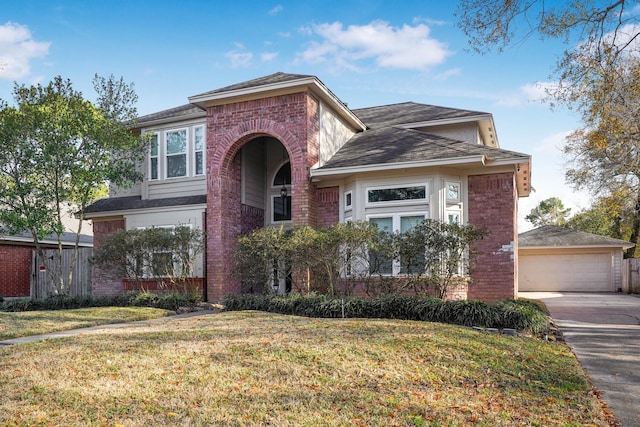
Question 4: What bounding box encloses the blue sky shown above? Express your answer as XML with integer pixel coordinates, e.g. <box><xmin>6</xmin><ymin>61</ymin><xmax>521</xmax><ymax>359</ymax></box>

<box><xmin>0</xmin><ymin>0</ymin><xmax>591</xmax><ymax>231</ymax></box>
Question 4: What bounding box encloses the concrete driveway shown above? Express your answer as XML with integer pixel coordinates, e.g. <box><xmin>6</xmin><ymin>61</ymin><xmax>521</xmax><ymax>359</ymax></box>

<box><xmin>521</xmin><ymin>292</ymin><xmax>640</xmax><ymax>426</ymax></box>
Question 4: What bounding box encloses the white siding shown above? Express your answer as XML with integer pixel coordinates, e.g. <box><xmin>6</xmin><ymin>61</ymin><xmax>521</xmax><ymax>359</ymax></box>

<box><xmin>242</xmin><ymin>141</ymin><xmax>266</xmax><ymax>209</ymax></box>
<box><xmin>147</xmin><ymin>176</ymin><xmax>206</xmax><ymax>200</ymax></box>
<box><xmin>125</xmin><ymin>207</ymin><xmax>206</xmax><ymax>277</ymax></box>
<box><xmin>414</xmin><ymin>123</ymin><xmax>480</xmax><ymax>144</ymax></box>
<box><xmin>319</xmin><ymin>102</ymin><xmax>357</xmax><ymax>166</ymax></box>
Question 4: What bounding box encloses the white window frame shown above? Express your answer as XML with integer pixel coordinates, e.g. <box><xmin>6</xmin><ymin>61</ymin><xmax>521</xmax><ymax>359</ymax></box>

<box><xmin>165</xmin><ymin>127</ymin><xmax>189</xmax><ymax>179</ymax></box>
<box><xmin>345</xmin><ymin>190</ymin><xmax>353</xmax><ymax>210</ymax></box>
<box><xmin>365</xmin><ymin>183</ymin><xmax>428</xmax><ymax>207</ymax></box>
<box><xmin>194</xmin><ymin>125</ymin><xmax>205</xmax><ymax>176</ymax></box>
<box><xmin>445</xmin><ymin>181</ymin><xmax>461</xmax><ymax>203</ymax></box>
<box><xmin>366</xmin><ymin>211</ymin><xmax>429</xmax><ymax>276</ymax></box>
<box><xmin>149</xmin><ymin>133</ymin><xmax>159</xmax><ymax>180</ymax></box>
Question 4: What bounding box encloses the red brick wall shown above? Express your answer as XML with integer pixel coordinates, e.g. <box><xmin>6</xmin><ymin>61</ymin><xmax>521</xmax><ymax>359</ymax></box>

<box><xmin>316</xmin><ymin>187</ymin><xmax>340</xmax><ymax>228</ymax></box>
<box><xmin>205</xmin><ymin>92</ymin><xmax>320</xmax><ymax>301</ymax></box>
<box><xmin>92</xmin><ymin>217</ymin><xmax>126</xmax><ymax>296</ymax></box>
<box><xmin>467</xmin><ymin>172</ymin><xmax>518</xmax><ymax>302</ymax></box>
<box><xmin>0</xmin><ymin>245</ymin><xmax>32</xmax><ymax>297</ymax></box>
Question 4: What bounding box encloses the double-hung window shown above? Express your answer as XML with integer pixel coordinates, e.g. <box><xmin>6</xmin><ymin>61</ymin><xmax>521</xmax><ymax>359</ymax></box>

<box><xmin>166</xmin><ymin>129</ymin><xmax>187</xmax><ymax>178</ymax></box>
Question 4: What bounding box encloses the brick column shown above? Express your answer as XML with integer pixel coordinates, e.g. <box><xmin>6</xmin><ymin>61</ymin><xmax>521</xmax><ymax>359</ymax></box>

<box><xmin>467</xmin><ymin>173</ymin><xmax>518</xmax><ymax>302</ymax></box>
<box><xmin>92</xmin><ymin>217</ymin><xmax>126</xmax><ymax>296</ymax></box>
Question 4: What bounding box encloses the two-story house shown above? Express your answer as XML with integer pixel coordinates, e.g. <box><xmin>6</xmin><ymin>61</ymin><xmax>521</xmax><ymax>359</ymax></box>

<box><xmin>84</xmin><ymin>72</ymin><xmax>531</xmax><ymax>302</ymax></box>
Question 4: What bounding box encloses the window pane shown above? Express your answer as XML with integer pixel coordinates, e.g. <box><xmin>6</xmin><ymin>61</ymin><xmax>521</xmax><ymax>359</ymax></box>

<box><xmin>150</xmin><ymin>158</ymin><xmax>158</xmax><ymax>180</ymax></box>
<box><xmin>401</xmin><ymin>215</ymin><xmax>424</xmax><ymax>233</ymax></box>
<box><xmin>369</xmin><ymin>217</ymin><xmax>393</xmax><ymax>233</ymax></box>
<box><xmin>345</xmin><ymin>192</ymin><xmax>352</xmax><ymax>207</ymax></box>
<box><xmin>194</xmin><ymin>127</ymin><xmax>204</xmax><ymax>151</ymax></box>
<box><xmin>150</xmin><ymin>134</ymin><xmax>158</xmax><ymax>156</ymax></box>
<box><xmin>167</xmin><ymin>154</ymin><xmax>187</xmax><ymax>178</ymax></box>
<box><xmin>274</xmin><ymin>162</ymin><xmax>291</xmax><ymax>186</ymax></box>
<box><xmin>368</xmin><ymin>186</ymin><xmax>426</xmax><ymax>203</ymax></box>
<box><xmin>273</xmin><ymin>196</ymin><xmax>292</xmax><ymax>221</ymax></box>
<box><xmin>166</xmin><ymin>130</ymin><xmax>187</xmax><ymax>154</ymax></box>
<box><xmin>195</xmin><ymin>151</ymin><xmax>203</xmax><ymax>175</ymax></box>
<box><xmin>369</xmin><ymin>217</ymin><xmax>393</xmax><ymax>275</ymax></box>
<box><xmin>447</xmin><ymin>183</ymin><xmax>460</xmax><ymax>201</ymax></box>
<box><xmin>152</xmin><ymin>252</ymin><xmax>173</xmax><ymax>276</ymax></box>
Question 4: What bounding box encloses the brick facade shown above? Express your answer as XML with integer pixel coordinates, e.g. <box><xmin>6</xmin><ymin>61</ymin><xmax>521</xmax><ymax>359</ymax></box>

<box><xmin>467</xmin><ymin>172</ymin><xmax>518</xmax><ymax>302</ymax></box>
<box><xmin>206</xmin><ymin>92</ymin><xmax>321</xmax><ymax>301</ymax></box>
<box><xmin>0</xmin><ymin>245</ymin><xmax>32</xmax><ymax>297</ymax></box>
<box><xmin>92</xmin><ymin>218</ymin><xmax>126</xmax><ymax>297</ymax></box>
<box><xmin>316</xmin><ymin>187</ymin><xmax>340</xmax><ymax>228</ymax></box>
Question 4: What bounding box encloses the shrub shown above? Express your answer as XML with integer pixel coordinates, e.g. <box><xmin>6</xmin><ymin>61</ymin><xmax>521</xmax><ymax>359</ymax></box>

<box><xmin>0</xmin><ymin>291</ymin><xmax>196</xmax><ymax>313</ymax></box>
<box><xmin>222</xmin><ymin>293</ymin><xmax>550</xmax><ymax>333</ymax></box>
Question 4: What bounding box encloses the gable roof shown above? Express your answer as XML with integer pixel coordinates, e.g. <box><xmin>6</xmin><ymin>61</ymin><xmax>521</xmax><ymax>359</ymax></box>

<box><xmin>519</xmin><ymin>225</ymin><xmax>634</xmax><ymax>249</ymax></box>
<box><xmin>136</xmin><ymin>104</ymin><xmax>205</xmax><ymax>127</ymax></box>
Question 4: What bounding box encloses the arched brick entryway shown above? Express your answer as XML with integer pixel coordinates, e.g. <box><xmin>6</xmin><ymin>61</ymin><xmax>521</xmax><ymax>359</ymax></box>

<box><xmin>205</xmin><ymin>93</ymin><xmax>320</xmax><ymax>301</ymax></box>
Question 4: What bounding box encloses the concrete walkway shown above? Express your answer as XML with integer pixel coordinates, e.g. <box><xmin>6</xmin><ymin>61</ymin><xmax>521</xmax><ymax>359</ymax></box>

<box><xmin>522</xmin><ymin>292</ymin><xmax>640</xmax><ymax>427</ymax></box>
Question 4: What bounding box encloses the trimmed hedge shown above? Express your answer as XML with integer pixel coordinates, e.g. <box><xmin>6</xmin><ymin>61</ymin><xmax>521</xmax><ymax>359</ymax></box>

<box><xmin>223</xmin><ymin>293</ymin><xmax>550</xmax><ymax>334</ymax></box>
<box><xmin>0</xmin><ymin>291</ymin><xmax>198</xmax><ymax>312</ymax></box>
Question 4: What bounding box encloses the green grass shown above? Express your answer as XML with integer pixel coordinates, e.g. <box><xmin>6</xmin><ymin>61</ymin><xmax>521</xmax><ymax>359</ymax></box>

<box><xmin>0</xmin><ymin>311</ymin><xmax>608</xmax><ymax>426</ymax></box>
<box><xmin>0</xmin><ymin>307</ymin><xmax>173</xmax><ymax>340</ymax></box>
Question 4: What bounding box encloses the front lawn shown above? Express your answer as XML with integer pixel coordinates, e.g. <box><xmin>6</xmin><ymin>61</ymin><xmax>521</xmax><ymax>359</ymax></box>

<box><xmin>0</xmin><ymin>311</ymin><xmax>608</xmax><ymax>426</ymax></box>
<box><xmin>0</xmin><ymin>307</ymin><xmax>173</xmax><ymax>340</ymax></box>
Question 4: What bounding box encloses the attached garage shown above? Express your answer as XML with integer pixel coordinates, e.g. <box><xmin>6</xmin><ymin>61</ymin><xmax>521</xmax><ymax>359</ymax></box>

<box><xmin>518</xmin><ymin>226</ymin><xmax>634</xmax><ymax>293</ymax></box>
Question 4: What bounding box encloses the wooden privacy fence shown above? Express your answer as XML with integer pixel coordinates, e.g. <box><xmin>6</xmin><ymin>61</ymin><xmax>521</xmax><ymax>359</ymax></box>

<box><xmin>621</xmin><ymin>258</ymin><xmax>640</xmax><ymax>294</ymax></box>
<box><xmin>31</xmin><ymin>248</ymin><xmax>93</xmax><ymax>299</ymax></box>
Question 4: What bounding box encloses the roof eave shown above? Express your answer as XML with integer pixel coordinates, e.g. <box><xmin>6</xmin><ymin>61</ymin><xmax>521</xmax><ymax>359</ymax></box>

<box><xmin>135</xmin><ymin>110</ymin><xmax>207</xmax><ymax>129</ymax></box>
<box><xmin>521</xmin><ymin>244</ymin><xmax>635</xmax><ymax>250</ymax></box>
<box><xmin>397</xmin><ymin>113</ymin><xmax>499</xmax><ymax>148</ymax></box>
<box><xmin>310</xmin><ymin>155</ymin><xmax>487</xmax><ymax>179</ymax></box>
<box><xmin>83</xmin><ymin>202</ymin><xmax>208</xmax><ymax>219</ymax></box>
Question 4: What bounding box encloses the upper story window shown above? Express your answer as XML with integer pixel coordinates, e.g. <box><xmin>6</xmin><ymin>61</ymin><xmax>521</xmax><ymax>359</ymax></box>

<box><xmin>149</xmin><ymin>133</ymin><xmax>159</xmax><ymax>180</ymax></box>
<box><xmin>148</xmin><ymin>125</ymin><xmax>205</xmax><ymax>181</ymax></box>
<box><xmin>166</xmin><ymin>129</ymin><xmax>187</xmax><ymax>178</ymax></box>
<box><xmin>194</xmin><ymin>126</ymin><xmax>204</xmax><ymax>175</ymax></box>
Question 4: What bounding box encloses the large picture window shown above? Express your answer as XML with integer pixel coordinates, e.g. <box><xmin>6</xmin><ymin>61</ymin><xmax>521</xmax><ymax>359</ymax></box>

<box><xmin>166</xmin><ymin>129</ymin><xmax>187</xmax><ymax>178</ymax></box>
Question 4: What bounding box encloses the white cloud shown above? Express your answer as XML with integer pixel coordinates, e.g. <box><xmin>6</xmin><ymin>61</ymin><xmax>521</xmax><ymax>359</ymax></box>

<box><xmin>434</xmin><ymin>67</ymin><xmax>461</xmax><ymax>80</ymax></box>
<box><xmin>225</xmin><ymin>50</ymin><xmax>253</xmax><ymax>68</ymax></box>
<box><xmin>497</xmin><ymin>81</ymin><xmax>558</xmax><ymax>106</ymax></box>
<box><xmin>261</xmin><ymin>52</ymin><xmax>278</xmax><ymax>61</ymax></box>
<box><xmin>268</xmin><ymin>5</ymin><xmax>283</xmax><ymax>16</ymax></box>
<box><xmin>536</xmin><ymin>130</ymin><xmax>572</xmax><ymax>154</ymax></box>
<box><xmin>298</xmin><ymin>20</ymin><xmax>451</xmax><ymax>71</ymax></box>
<box><xmin>0</xmin><ymin>22</ymin><xmax>50</xmax><ymax>80</ymax></box>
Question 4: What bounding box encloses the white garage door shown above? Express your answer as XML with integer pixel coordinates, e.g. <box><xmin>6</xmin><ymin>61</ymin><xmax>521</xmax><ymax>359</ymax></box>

<box><xmin>519</xmin><ymin>253</ymin><xmax>612</xmax><ymax>292</ymax></box>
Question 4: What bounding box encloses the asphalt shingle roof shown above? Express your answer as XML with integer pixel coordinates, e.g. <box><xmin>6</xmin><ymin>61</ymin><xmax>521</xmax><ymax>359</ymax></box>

<box><xmin>354</xmin><ymin>102</ymin><xmax>489</xmax><ymax>130</ymax></box>
<box><xmin>318</xmin><ymin>127</ymin><xmax>528</xmax><ymax>169</ymax></box>
<box><xmin>191</xmin><ymin>72</ymin><xmax>315</xmax><ymax>98</ymax></box>
<box><xmin>519</xmin><ymin>225</ymin><xmax>634</xmax><ymax>248</ymax></box>
<box><xmin>83</xmin><ymin>195</ymin><xmax>206</xmax><ymax>214</ymax></box>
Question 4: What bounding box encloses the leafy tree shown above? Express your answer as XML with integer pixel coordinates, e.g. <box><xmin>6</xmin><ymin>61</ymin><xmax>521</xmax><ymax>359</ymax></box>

<box><xmin>92</xmin><ymin>226</ymin><xmax>205</xmax><ymax>293</ymax></box>
<box><xmin>0</xmin><ymin>75</ymin><xmax>147</xmax><ymax>294</ymax></box>
<box><xmin>525</xmin><ymin>197</ymin><xmax>572</xmax><ymax>227</ymax></box>
<box><xmin>456</xmin><ymin>0</ymin><xmax>640</xmax><ymax>102</ymax></box>
<box><xmin>563</xmin><ymin>57</ymin><xmax>640</xmax><ymax>256</ymax></box>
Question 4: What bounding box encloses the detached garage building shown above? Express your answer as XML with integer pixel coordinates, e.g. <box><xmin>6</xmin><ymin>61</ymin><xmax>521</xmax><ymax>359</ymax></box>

<box><xmin>519</xmin><ymin>225</ymin><xmax>634</xmax><ymax>293</ymax></box>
